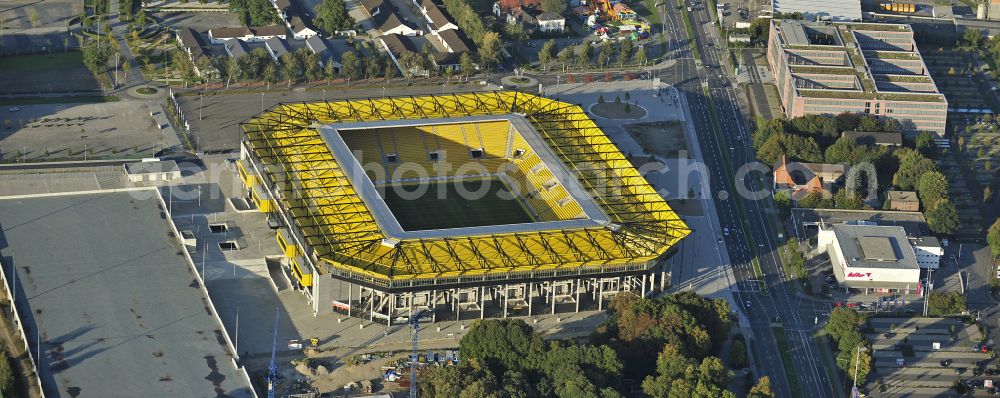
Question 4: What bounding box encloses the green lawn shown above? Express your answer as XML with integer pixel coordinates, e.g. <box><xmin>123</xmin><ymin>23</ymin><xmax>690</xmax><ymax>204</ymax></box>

<box><xmin>382</xmin><ymin>179</ymin><xmax>534</xmax><ymax>231</ymax></box>
<box><xmin>772</xmin><ymin>328</ymin><xmax>804</xmax><ymax>397</ymax></box>
<box><xmin>0</xmin><ymin>51</ymin><xmax>86</xmax><ymax>72</ymax></box>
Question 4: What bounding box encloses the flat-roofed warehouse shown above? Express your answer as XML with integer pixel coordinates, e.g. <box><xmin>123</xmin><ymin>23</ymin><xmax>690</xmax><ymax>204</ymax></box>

<box><xmin>0</xmin><ymin>190</ymin><xmax>253</xmax><ymax>397</ymax></box>
<box><xmin>238</xmin><ymin>91</ymin><xmax>690</xmax><ymax>323</ymax></box>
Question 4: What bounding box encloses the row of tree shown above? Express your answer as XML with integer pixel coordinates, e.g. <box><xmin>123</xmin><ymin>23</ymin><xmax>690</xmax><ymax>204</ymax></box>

<box><xmin>420</xmin><ymin>292</ymin><xmax>774</xmax><ymax>398</ymax></box>
<box><xmin>824</xmin><ymin>307</ymin><xmax>871</xmax><ymax>385</ymax></box>
<box><xmin>443</xmin><ymin>0</ymin><xmax>489</xmax><ymax>46</ymax></box>
<box><xmin>538</xmin><ymin>40</ymin><xmax>647</xmax><ymax>72</ymax></box>
<box><xmin>892</xmin><ymin>148</ymin><xmax>959</xmax><ymax>235</ymax></box>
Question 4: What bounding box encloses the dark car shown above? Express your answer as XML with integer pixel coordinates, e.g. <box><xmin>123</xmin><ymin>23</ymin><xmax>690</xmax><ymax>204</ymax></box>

<box><xmin>941</xmin><ymin>359</ymin><xmax>953</xmax><ymax>367</ymax></box>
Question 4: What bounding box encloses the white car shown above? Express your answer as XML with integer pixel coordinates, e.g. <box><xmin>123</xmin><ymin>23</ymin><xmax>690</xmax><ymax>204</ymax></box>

<box><xmin>745</xmin><ymin>301</ymin><xmax>751</xmax><ymax>308</ymax></box>
<box><xmin>8</xmin><ymin>107</ymin><xmax>19</xmax><ymax>112</ymax></box>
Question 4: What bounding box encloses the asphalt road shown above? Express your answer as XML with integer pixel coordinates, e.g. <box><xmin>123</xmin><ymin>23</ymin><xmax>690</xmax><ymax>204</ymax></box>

<box><xmin>656</xmin><ymin>3</ymin><xmax>838</xmax><ymax>397</ymax></box>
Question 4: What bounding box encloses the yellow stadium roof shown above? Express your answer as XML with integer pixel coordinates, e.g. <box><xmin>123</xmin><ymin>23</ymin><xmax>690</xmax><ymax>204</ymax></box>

<box><xmin>242</xmin><ymin>91</ymin><xmax>689</xmax><ymax>287</ymax></box>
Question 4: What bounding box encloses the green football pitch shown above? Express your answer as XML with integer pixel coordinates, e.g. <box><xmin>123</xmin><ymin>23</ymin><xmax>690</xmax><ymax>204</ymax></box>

<box><xmin>382</xmin><ymin>179</ymin><xmax>534</xmax><ymax>230</ymax></box>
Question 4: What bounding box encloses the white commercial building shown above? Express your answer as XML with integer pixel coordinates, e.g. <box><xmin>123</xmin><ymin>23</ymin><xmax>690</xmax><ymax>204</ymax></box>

<box><xmin>910</xmin><ymin>236</ymin><xmax>943</xmax><ymax>270</ymax></box>
<box><xmin>818</xmin><ymin>223</ymin><xmax>920</xmax><ymax>294</ymax></box>
<box><xmin>771</xmin><ymin>0</ymin><xmax>861</xmax><ymax>22</ymax></box>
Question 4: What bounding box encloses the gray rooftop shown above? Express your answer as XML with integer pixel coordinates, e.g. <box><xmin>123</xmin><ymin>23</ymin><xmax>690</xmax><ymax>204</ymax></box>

<box><xmin>0</xmin><ymin>190</ymin><xmax>253</xmax><ymax>398</ymax></box>
<box><xmin>832</xmin><ymin>224</ymin><xmax>918</xmax><ymax>270</ymax></box>
<box><xmin>125</xmin><ymin>160</ymin><xmax>180</xmax><ymax>175</ymax></box>
<box><xmin>781</xmin><ymin>20</ymin><xmax>810</xmax><ymax>46</ymax></box>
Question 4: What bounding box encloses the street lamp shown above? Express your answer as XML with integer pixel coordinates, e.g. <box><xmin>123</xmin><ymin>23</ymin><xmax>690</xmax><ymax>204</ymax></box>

<box><xmin>322</xmin><ymin>88</ymin><xmax>326</xmax><ymax>102</ymax></box>
<box><xmin>851</xmin><ymin>345</ymin><xmax>868</xmax><ymax>397</ymax></box>
<box><xmin>260</xmin><ymin>92</ymin><xmax>264</xmax><ymax>112</ymax></box>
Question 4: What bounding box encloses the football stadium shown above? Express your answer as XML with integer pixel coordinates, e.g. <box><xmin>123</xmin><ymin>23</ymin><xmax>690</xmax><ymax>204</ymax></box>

<box><xmin>238</xmin><ymin>91</ymin><xmax>689</xmax><ymax>322</ymax></box>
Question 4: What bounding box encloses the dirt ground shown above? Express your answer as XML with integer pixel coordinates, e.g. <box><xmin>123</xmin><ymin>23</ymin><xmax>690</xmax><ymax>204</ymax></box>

<box><xmin>623</xmin><ymin>121</ymin><xmax>688</xmax><ymax>158</ymax></box>
<box><xmin>591</xmin><ymin>102</ymin><xmax>648</xmax><ymax>119</ymax></box>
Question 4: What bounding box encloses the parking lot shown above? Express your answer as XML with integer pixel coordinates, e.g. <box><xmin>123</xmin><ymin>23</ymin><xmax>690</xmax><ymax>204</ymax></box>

<box><xmin>868</xmin><ymin>317</ymin><xmax>995</xmax><ymax>396</ymax></box>
<box><xmin>0</xmin><ymin>102</ymin><xmax>169</xmax><ymax>161</ymax></box>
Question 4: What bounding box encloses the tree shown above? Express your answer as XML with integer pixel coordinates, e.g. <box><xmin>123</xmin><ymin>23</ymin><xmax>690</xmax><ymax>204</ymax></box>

<box><xmin>963</xmin><ymin>28</ymin><xmax>984</xmax><ymax>48</ymax></box>
<box><xmin>988</xmin><ymin>218</ymin><xmax>1000</xmax><ymax>257</ymax></box>
<box><xmin>314</xmin><ymin>0</ymin><xmax>355</xmax><ymax>33</ymax></box>
<box><xmin>825</xmin><ymin>307</ymin><xmax>863</xmax><ymax>342</ymax></box>
<box><xmin>479</xmin><ymin>32</ymin><xmax>502</xmax><ymax>70</ymax></box>
<box><xmin>748</xmin><ymin>377</ymin><xmax>774</xmax><ymax>398</ymax></box>
<box><xmin>365</xmin><ymin>56</ymin><xmax>382</xmax><ymax>80</ymax></box>
<box><xmin>340</xmin><ymin>50</ymin><xmax>361</xmax><ymax>82</ymax></box>
<box><xmin>598</xmin><ymin>41</ymin><xmax>614</xmax><ymax>68</ymax></box>
<box><xmin>541</xmin><ymin>0</ymin><xmax>567</xmax><ymax>13</ymax></box>
<box><xmin>504</xmin><ymin>23</ymin><xmax>528</xmax><ymax>50</ymax></box>
<box><xmin>442</xmin><ymin>0</ymin><xmax>489</xmax><ymax>43</ymax></box>
<box><xmin>834</xmin><ymin>189</ymin><xmax>863</xmax><ymax>210</ymax></box>
<box><xmin>280</xmin><ymin>53</ymin><xmax>301</xmax><ymax>86</ymax></box>
<box><xmin>916</xmin><ymin>170</ymin><xmax>949</xmax><ymax>208</ymax></box>
<box><xmin>619</xmin><ymin>39</ymin><xmax>634</xmax><ymax>66</ymax></box>
<box><xmin>576</xmin><ymin>42</ymin><xmax>592</xmax><ymax>68</ymax></box>
<box><xmin>892</xmin><ymin>149</ymin><xmax>936</xmax><ymax>190</ymax></box>
<box><xmin>915</xmin><ymin>131</ymin><xmax>936</xmax><ymax>158</ymax></box>
<box><xmin>927</xmin><ymin>291</ymin><xmax>966</xmax><ymax>316</ymax></box>
<box><xmin>756</xmin><ymin>133</ymin><xmax>823</xmax><ymax>164</ymax></box>
<box><xmin>642</xmin><ymin>347</ymin><xmax>735</xmax><ymax>398</ymax></box>
<box><xmin>135</xmin><ymin>7</ymin><xmax>148</xmax><ymax>27</ymax></box>
<box><xmin>262</xmin><ymin>62</ymin><xmax>278</xmax><ymax>87</ymax></box>
<box><xmin>539</xmin><ymin>39</ymin><xmax>557</xmax><ymax>71</ymax></box>
<box><xmin>925</xmin><ymin>199</ymin><xmax>959</xmax><ymax>235</ymax></box>
<box><xmin>728</xmin><ymin>339</ymin><xmax>748</xmax><ymax>369</ymax></box>
<box><xmin>845</xmin><ymin>344</ymin><xmax>872</xmax><ymax>384</ymax></box>
<box><xmin>633</xmin><ymin>45</ymin><xmax>647</xmax><ymax>66</ymax></box>
<box><xmin>557</xmin><ymin>48</ymin><xmax>573</xmax><ymax>70</ymax></box>
<box><xmin>0</xmin><ymin>352</ymin><xmax>11</xmax><ymax>395</ymax></box>
<box><xmin>459</xmin><ymin>52</ymin><xmax>475</xmax><ymax>79</ymax></box>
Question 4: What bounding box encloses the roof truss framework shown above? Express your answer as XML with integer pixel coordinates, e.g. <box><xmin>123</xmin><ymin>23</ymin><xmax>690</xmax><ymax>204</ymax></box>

<box><xmin>241</xmin><ymin>92</ymin><xmax>690</xmax><ymax>284</ymax></box>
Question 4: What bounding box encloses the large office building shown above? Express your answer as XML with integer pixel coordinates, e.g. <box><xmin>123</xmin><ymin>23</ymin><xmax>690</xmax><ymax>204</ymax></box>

<box><xmin>771</xmin><ymin>0</ymin><xmax>862</xmax><ymax>22</ymax></box>
<box><xmin>818</xmin><ymin>222</ymin><xmax>921</xmax><ymax>294</ymax></box>
<box><xmin>767</xmin><ymin>20</ymin><xmax>947</xmax><ymax>135</ymax></box>
<box><xmin>237</xmin><ymin>92</ymin><xmax>689</xmax><ymax>323</ymax></box>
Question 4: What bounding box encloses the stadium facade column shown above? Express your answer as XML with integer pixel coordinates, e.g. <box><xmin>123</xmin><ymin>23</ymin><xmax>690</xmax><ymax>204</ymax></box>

<box><xmin>431</xmin><ymin>290</ymin><xmax>437</xmax><ymax>322</ymax></box>
<box><xmin>598</xmin><ymin>279</ymin><xmax>604</xmax><ymax>310</ymax></box>
<box><xmin>641</xmin><ymin>274</ymin><xmax>647</xmax><ymax>297</ymax></box>
<box><xmin>502</xmin><ymin>284</ymin><xmax>509</xmax><ymax>318</ymax></box>
<box><xmin>479</xmin><ymin>286</ymin><xmax>485</xmax><ymax>319</ymax></box>
<box><xmin>551</xmin><ymin>283</ymin><xmax>556</xmax><ymax>314</ymax></box>
<box><xmin>575</xmin><ymin>279</ymin><xmax>581</xmax><ymax>313</ymax></box>
<box><xmin>660</xmin><ymin>266</ymin><xmax>667</xmax><ymax>291</ymax></box>
<box><xmin>347</xmin><ymin>282</ymin><xmax>353</xmax><ymax>317</ymax></box>
<box><xmin>388</xmin><ymin>293</ymin><xmax>396</xmax><ymax>325</ymax></box>
<box><xmin>454</xmin><ymin>291</ymin><xmax>460</xmax><ymax>321</ymax></box>
<box><xmin>527</xmin><ymin>282</ymin><xmax>534</xmax><ymax>316</ymax></box>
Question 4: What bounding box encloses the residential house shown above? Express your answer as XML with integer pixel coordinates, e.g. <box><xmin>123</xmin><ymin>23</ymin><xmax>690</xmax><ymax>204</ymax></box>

<box><xmin>209</xmin><ymin>25</ymin><xmax>287</xmax><ymax>43</ymax></box>
<box><xmin>306</xmin><ymin>35</ymin><xmax>343</xmax><ymax>71</ymax></box>
<box><xmin>265</xmin><ymin>37</ymin><xmax>291</xmax><ymax>61</ymax></box>
<box><xmin>376</xmin><ymin>10</ymin><xmax>422</xmax><ymax>36</ymax></box>
<box><xmin>432</xmin><ymin>29</ymin><xmax>475</xmax><ymax>70</ymax></box>
<box><xmin>175</xmin><ymin>28</ymin><xmax>218</xmax><ymax>78</ymax></box>
<box><xmin>420</xmin><ymin>0</ymin><xmax>459</xmax><ymax>32</ymax></box>
<box><xmin>536</xmin><ymin>12</ymin><xmax>565</xmax><ymax>33</ymax></box>
<box><xmin>494</xmin><ymin>0</ymin><xmax>541</xmax><ymax>17</ymax></box>
<box><xmin>362</xmin><ymin>0</ymin><xmax>384</xmax><ymax>17</ymax></box>
<box><xmin>842</xmin><ymin>131</ymin><xmax>903</xmax><ymax>147</ymax></box>
<box><xmin>176</xmin><ymin>28</ymin><xmax>208</xmax><ymax>62</ymax></box>
<box><xmin>506</xmin><ymin>6</ymin><xmax>538</xmax><ymax>28</ymax></box>
<box><xmin>273</xmin><ymin>0</ymin><xmax>319</xmax><ymax>39</ymax></box>
<box><xmin>379</xmin><ymin>34</ymin><xmax>428</xmax><ymax>76</ymax></box>
<box><xmin>772</xmin><ymin>156</ymin><xmax>848</xmax><ymax>201</ymax></box>
<box><xmin>224</xmin><ymin>39</ymin><xmax>250</xmax><ymax>59</ymax></box>
<box><xmin>886</xmin><ymin>190</ymin><xmax>920</xmax><ymax>212</ymax></box>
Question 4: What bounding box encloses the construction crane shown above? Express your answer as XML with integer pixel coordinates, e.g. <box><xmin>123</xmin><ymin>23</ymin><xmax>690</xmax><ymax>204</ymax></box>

<box><xmin>409</xmin><ymin>310</ymin><xmax>427</xmax><ymax>398</ymax></box>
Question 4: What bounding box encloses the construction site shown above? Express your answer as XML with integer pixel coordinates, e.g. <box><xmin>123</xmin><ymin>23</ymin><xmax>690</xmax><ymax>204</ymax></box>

<box><xmin>237</xmin><ymin>91</ymin><xmax>690</xmax><ymax>325</ymax></box>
